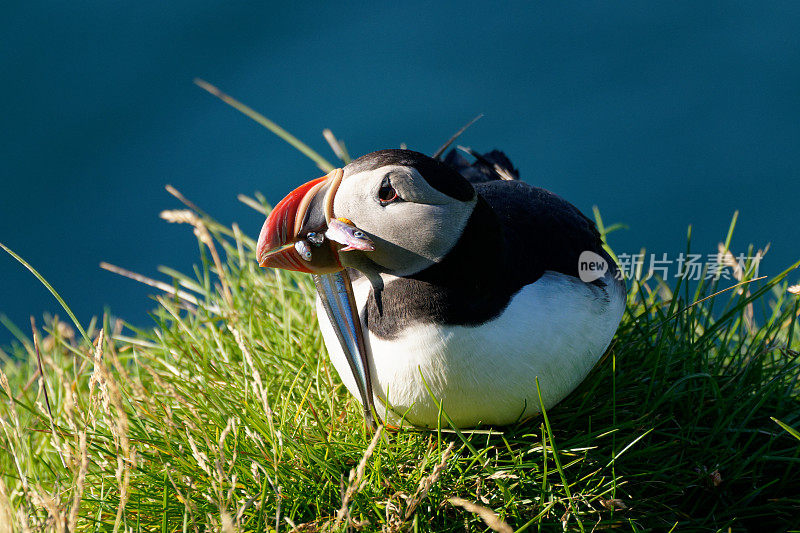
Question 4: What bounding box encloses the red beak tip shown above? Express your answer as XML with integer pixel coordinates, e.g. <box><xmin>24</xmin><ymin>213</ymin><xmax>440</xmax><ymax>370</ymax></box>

<box><xmin>255</xmin><ymin>170</ymin><xmax>348</xmax><ymax>274</ymax></box>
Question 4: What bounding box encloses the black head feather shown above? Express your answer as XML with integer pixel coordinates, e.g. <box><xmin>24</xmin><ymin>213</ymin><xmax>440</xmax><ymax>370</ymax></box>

<box><xmin>345</xmin><ymin>149</ymin><xmax>475</xmax><ymax>202</ymax></box>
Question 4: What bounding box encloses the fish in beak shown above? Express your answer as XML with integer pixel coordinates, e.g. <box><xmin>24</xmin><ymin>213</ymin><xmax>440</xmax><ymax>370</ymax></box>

<box><xmin>256</xmin><ymin>169</ymin><xmax>380</xmax><ymax>428</ymax></box>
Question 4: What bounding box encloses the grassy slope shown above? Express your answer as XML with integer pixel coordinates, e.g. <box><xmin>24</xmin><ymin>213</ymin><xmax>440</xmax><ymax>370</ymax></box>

<box><xmin>1</xmin><ymin>91</ymin><xmax>799</xmax><ymax>530</ymax></box>
<box><xmin>1</xmin><ymin>201</ymin><xmax>799</xmax><ymax>532</ymax></box>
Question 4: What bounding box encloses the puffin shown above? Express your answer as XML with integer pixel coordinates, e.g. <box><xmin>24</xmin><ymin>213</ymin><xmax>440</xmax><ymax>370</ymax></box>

<box><xmin>256</xmin><ymin>147</ymin><xmax>626</xmax><ymax>428</ymax></box>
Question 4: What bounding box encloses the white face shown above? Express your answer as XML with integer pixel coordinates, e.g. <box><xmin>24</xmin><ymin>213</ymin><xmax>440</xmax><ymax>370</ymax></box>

<box><xmin>333</xmin><ymin>164</ymin><xmax>476</xmax><ymax>276</ymax></box>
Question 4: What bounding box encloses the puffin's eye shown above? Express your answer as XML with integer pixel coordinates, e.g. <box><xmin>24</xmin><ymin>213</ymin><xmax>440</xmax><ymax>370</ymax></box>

<box><xmin>377</xmin><ymin>176</ymin><xmax>399</xmax><ymax>204</ymax></box>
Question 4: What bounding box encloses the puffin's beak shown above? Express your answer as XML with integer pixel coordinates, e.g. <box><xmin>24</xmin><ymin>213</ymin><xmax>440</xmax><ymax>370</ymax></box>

<box><xmin>257</xmin><ymin>168</ymin><xmax>345</xmax><ymax>274</ymax></box>
<box><xmin>256</xmin><ymin>168</ymin><xmax>380</xmax><ymax>428</ymax></box>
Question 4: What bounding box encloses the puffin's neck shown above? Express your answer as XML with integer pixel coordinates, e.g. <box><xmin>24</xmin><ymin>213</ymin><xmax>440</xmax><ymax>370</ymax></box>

<box><xmin>360</xmin><ymin>195</ymin><xmax>514</xmax><ymax>339</ymax></box>
<box><xmin>409</xmin><ymin>194</ymin><xmax>505</xmax><ymax>292</ymax></box>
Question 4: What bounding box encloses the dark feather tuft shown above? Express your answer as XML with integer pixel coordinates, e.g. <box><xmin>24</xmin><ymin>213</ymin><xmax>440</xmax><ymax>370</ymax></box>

<box><xmin>443</xmin><ymin>148</ymin><xmax>520</xmax><ymax>183</ymax></box>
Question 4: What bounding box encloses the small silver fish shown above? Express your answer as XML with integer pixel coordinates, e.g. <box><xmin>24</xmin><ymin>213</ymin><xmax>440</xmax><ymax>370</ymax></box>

<box><xmin>306</xmin><ymin>231</ymin><xmax>325</xmax><ymax>246</ymax></box>
<box><xmin>325</xmin><ymin>218</ymin><xmax>375</xmax><ymax>252</ymax></box>
<box><xmin>294</xmin><ymin>239</ymin><xmax>313</xmax><ymax>261</ymax></box>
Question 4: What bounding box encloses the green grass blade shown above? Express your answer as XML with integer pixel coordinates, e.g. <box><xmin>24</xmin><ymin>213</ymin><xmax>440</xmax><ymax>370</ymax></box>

<box><xmin>772</xmin><ymin>417</ymin><xmax>800</xmax><ymax>442</ymax></box>
<box><xmin>0</xmin><ymin>241</ymin><xmax>90</xmax><ymax>344</ymax></box>
<box><xmin>536</xmin><ymin>378</ymin><xmax>584</xmax><ymax>533</ymax></box>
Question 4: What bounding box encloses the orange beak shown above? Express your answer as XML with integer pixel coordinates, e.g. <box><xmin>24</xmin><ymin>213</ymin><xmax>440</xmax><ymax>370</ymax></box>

<box><xmin>256</xmin><ymin>168</ymin><xmax>345</xmax><ymax>274</ymax></box>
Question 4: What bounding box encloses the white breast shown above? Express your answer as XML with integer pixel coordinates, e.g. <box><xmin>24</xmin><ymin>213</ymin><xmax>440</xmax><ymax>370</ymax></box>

<box><xmin>316</xmin><ymin>271</ymin><xmax>626</xmax><ymax>427</ymax></box>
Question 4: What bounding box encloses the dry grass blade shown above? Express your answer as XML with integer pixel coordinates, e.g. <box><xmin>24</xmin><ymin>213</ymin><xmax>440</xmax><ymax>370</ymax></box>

<box><xmin>221</xmin><ymin>511</ymin><xmax>235</xmax><ymax>533</ymax></box>
<box><xmin>599</xmin><ymin>498</ymin><xmax>628</xmax><ymax>511</ymax></box>
<box><xmin>0</xmin><ymin>477</ymin><xmax>15</xmax><ymax>533</ymax></box>
<box><xmin>160</xmin><ymin>207</ymin><xmax>233</xmax><ymax>306</ymax></box>
<box><xmin>432</xmin><ymin>114</ymin><xmax>483</xmax><ymax>160</ymax></box>
<box><xmin>659</xmin><ymin>275</ymin><xmax>767</xmax><ymax>327</ymax></box>
<box><xmin>403</xmin><ymin>441</ymin><xmax>455</xmax><ymax>521</ymax></box>
<box><xmin>718</xmin><ymin>244</ymin><xmax>758</xmax><ymax>332</ymax></box>
<box><xmin>100</xmin><ymin>262</ymin><xmax>203</xmax><ymax>307</ymax></box>
<box><xmin>30</xmin><ymin>317</ymin><xmax>66</xmax><ymax>469</ymax></box>
<box><xmin>88</xmin><ymin>329</ymin><xmax>133</xmax><ymax>533</ymax></box>
<box><xmin>331</xmin><ymin>425</ymin><xmax>384</xmax><ymax>530</ymax></box>
<box><xmin>229</xmin><ymin>325</ymin><xmax>270</xmax><ymax>415</ymax></box>
<box><xmin>322</xmin><ymin>129</ymin><xmax>351</xmax><ymax>164</ymax></box>
<box><xmin>165</xmin><ymin>184</ymin><xmax>207</xmax><ymax>216</ymax></box>
<box><xmin>238</xmin><ymin>193</ymin><xmax>268</xmax><ymax>215</ymax></box>
<box><xmin>448</xmin><ymin>497</ymin><xmax>513</xmax><ymax>533</ymax></box>
<box><xmin>68</xmin><ymin>430</ymin><xmax>88</xmax><ymax>530</ymax></box>
<box><xmin>31</xmin><ymin>487</ymin><xmax>66</xmax><ymax>533</ymax></box>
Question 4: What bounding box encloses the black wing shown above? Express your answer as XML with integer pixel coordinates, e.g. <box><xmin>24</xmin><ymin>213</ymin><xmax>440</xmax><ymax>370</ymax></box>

<box><xmin>474</xmin><ymin>179</ymin><xmax>608</xmax><ymax>285</ymax></box>
<box><xmin>443</xmin><ymin>147</ymin><xmax>607</xmax><ymax>283</ymax></box>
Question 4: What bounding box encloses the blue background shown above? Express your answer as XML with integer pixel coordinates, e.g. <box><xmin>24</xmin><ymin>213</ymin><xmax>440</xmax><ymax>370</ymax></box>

<box><xmin>2</xmin><ymin>2</ymin><xmax>799</xmax><ymax>345</ymax></box>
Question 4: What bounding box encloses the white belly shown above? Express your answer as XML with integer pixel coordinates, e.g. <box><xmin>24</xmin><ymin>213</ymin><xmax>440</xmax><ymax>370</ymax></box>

<box><xmin>316</xmin><ymin>271</ymin><xmax>626</xmax><ymax>427</ymax></box>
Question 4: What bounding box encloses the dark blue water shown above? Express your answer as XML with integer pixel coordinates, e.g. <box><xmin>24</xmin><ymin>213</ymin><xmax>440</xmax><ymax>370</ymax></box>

<box><xmin>2</xmin><ymin>2</ymin><xmax>799</xmax><ymax>346</ymax></box>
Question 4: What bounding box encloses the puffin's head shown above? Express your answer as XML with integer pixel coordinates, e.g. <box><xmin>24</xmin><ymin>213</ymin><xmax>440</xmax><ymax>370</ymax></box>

<box><xmin>257</xmin><ymin>149</ymin><xmax>477</xmax><ymax>277</ymax></box>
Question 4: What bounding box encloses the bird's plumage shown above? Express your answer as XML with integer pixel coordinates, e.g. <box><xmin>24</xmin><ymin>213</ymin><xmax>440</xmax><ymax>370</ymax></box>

<box><xmin>314</xmin><ymin>148</ymin><xmax>626</xmax><ymax>426</ymax></box>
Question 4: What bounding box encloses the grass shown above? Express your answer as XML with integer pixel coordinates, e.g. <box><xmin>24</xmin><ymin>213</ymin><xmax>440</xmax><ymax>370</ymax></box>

<box><xmin>2</xmin><ymin>86</ymin><xmax>800</xmax><ymax>532</ymax></box>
